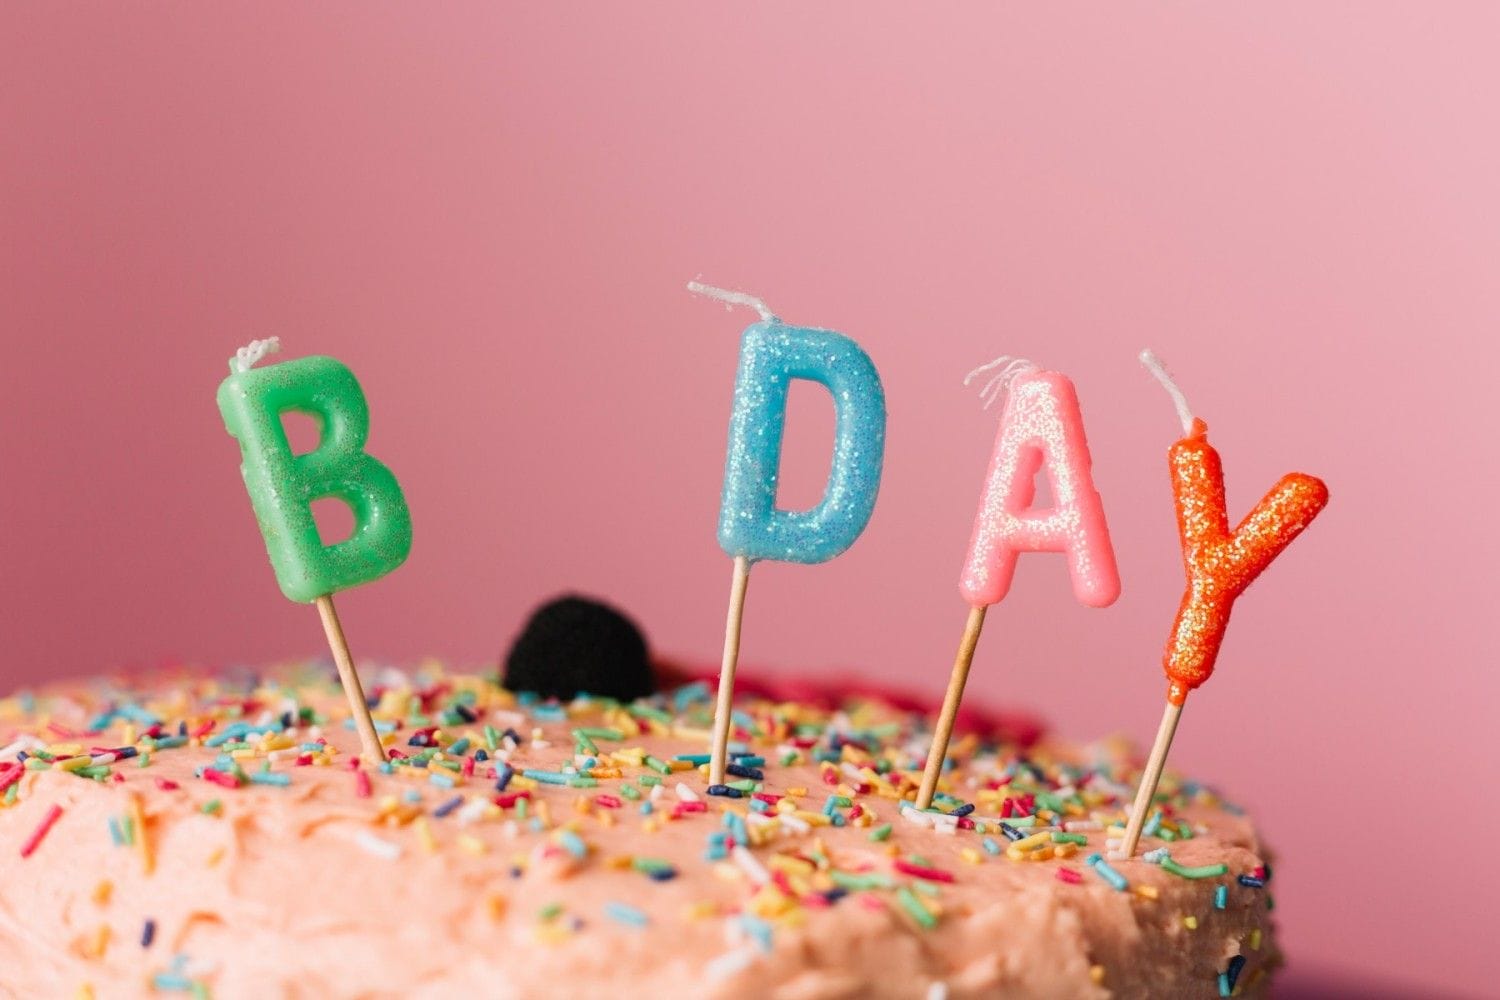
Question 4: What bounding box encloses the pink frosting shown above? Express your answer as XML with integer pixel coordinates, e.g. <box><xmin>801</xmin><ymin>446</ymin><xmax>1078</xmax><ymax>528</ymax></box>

<box><xmin>0</xmin><ymin>668</ymin><xmax>1275</xmax><ymax>998</ymax></box>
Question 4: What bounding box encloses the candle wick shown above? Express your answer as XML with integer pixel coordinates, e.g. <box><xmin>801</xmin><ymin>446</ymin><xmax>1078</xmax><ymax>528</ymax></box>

<box><xmin>963</xmin><ymin>355</ymin><xmax>1038</xmax><ymax>411</ymax></box>
<box><xmin>230</xmin><ymin>337</ymin><xmax>282</xmax><ymax>374</ymax></box>
<box><xmin>1138</xmin><ymin>349</ymin><xmax>1195</xmax><ymax>436</ymax></box>
<box><xmin>686</xmin><ymin>280</ymin><xmax>777</xmax><ymax>323</ymax></box>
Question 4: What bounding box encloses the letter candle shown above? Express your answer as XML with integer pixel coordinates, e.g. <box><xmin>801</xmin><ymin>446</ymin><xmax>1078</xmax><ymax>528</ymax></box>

<box><xmin>216</xmin><ymin>338</ymin><xmax>413</xmax><ymax>762</ymax></box>
<box><xmin>916</xmin><ymin>357</ymin><xmax>1120</xmax><ymax>809</ymax></box>
<box><xmin>1118</xmin><ymin>350</ymin><xmax>1329</xmax><ymax>857</ymax></box>
<box><xmin>690</xmin><ymin>282</ymin><xmax>887</xmax><ymax>785</ymax></box>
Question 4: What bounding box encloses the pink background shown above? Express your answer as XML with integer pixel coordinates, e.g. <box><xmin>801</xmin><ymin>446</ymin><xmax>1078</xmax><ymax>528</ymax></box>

<box><xmin>1</xmin><ymin>5</ymin><xmax>1491</xmax><ymax>995</ymax></box>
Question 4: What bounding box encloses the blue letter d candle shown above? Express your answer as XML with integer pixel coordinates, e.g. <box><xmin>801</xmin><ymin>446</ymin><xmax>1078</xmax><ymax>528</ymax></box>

<box><xmin>718</xmin><ymin>321</ymin><xmax>887</xmax><ymax>563</ymax></box>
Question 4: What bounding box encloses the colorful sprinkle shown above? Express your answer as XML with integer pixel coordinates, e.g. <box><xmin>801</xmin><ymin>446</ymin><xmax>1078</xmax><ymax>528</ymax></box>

<box><xmin>19</xmin><ymin>804</ymin><xmax>63</xmax><ymax>858</ymax></box>
<box><xmin>894</xmin><ymin>859</ymin><xmax>955</xmax><ymax>883</ymax></box>
<box><xmin>354</xmin><ymin>831</ymin><xmax>402</xmax><ymax>861</ymax></box>
<box><xmin>603</xmin><ymin>901</ymin><xmax>650</xmax><ymax>928</ymax></box>
<box><xmin>1161</xmin><ymin>856</ymin><xmax>1229</xmax><ymax>880</ymax></box>
<box><xmin>896</xmin><ymin>887</ymin><xmax>937</xmax><ymax>929</ymax></box>
<box><xmin>1085</xmin><ymin>853</ymin><xmax>1128</xmax><ymax>891</ymax></box>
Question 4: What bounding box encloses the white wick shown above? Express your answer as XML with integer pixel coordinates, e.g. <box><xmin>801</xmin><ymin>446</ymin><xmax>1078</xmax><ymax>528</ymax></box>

<box><xmin>1138</xmin><ymin>349</ymin><xmax>1195</xmax><ymax>435</ymax></box>
<box><xmin>686</xmin><ymin>280</ymin><xmax>776</xmax><ymax>322</ymax></box>
<box><xmin>230</xmin><ymin>337</ymin><xmax>281</xmax><ymax>373</ymax></box>
<box><xmin>963</xmin><ymin>354</ymin><xmax>1038</xmax><ymax>410</ymax></box>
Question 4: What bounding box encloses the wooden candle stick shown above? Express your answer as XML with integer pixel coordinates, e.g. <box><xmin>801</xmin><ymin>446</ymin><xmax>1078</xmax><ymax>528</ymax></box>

<box><xmin>708</xmin><ymin>556</ymin><xmax>751</xmax><ymax>785</ymax></box>
<box><xmin>1116</xmin><ymin>700</ymin><xmax>1181</xmax><ymax>857</ymax></box>
<box><xmin>915</xmin><ymin>605</ymin><xmax>987</xmax><ymax>809</ymax></box>
<box><xmin>315</xmin><ymin>595</ymin><xmax>387</xmax><ymax>764</ymax></box>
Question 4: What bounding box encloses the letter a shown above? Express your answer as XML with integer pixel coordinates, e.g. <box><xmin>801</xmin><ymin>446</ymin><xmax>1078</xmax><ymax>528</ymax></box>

<box><xmin>960</xmin><ymin>369</ymin><xmax>1119</xmax><ymax>608</ymax></box>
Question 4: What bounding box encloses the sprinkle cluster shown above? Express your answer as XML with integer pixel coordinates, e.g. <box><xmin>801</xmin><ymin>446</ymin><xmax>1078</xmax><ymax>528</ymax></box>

<box><xmin>0</xmin><ymin>665</ymin><xmax>1274</xmax><ymax>996</ymax></box>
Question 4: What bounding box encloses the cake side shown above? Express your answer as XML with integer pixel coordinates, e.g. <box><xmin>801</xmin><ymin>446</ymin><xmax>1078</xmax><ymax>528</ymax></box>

<box><xmin>0</xmin><ymin>666</ymin><xmax>1278</xmax><ymax>999</ymax></box>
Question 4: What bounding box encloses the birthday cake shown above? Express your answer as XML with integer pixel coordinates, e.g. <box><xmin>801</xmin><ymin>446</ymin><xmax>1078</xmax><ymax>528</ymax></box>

<box><xmin>0</xmin><ymin>656</ymin><xmax>1277</xmax><ymax>998</ymax></box>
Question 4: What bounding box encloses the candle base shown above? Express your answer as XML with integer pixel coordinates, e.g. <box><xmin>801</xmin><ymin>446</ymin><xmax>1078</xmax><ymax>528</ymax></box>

<box><xmin>708</xmin><ymin>556</ymin><xmax>751</xmax><ymax>786</ymax></box>
<box><xmin>315</xmin><ymin>594</ymin><xmax>387</xmax><ymax>765</ymax></box>
<box><xmin>915</xmin><ymin>604</ymin><xmax>988</xmax><ymax>810</ymax></box>
<box><xmin>1119</xmin><ymin>699</ymin><xmax>1184</xmax><ymax>858</ymax></box>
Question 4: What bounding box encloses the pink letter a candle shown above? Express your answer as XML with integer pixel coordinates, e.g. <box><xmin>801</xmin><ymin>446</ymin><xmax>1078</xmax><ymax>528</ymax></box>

<box><xmin>960</xmin><ymin>367</ymin><xmax>1120</xmax><ymax>608</ymax></box>
<box><xmin>916</xmin><ymin>358</ymin><xmax>1119</xmax><ymax>809</ymax></box>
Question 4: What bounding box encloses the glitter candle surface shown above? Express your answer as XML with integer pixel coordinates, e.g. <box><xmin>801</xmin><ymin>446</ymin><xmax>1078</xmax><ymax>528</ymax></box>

<box><xmin>717</xmin><ymin>321</ymin><xmax>886</xmax><ymax>564</ymax></box>
<box><xmin>959</xmin><ymin>369</ymin><xmax>1119</xmax><ymax>608</ymax></box>
<box><xmin>1162</xmin><ymin>418</ymin><xmax>1328</xmax><ymax>704</ymax></box>
<box><xmin>217</xmin><ymin>355</ymin><xmax>412</xmax><ymax>602</ymax></box>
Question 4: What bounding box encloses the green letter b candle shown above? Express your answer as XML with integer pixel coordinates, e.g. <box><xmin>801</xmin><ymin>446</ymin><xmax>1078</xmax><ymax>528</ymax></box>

<box><xmin>217</xmin><ymin>353</ymin><xmax>412</xmax><ymax>603</ymax></box>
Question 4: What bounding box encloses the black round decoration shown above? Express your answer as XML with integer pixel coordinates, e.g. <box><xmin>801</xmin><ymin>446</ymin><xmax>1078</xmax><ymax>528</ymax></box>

<box><xmin>502</xmin><ymin>595</ymin><xmax>654</xmax><ymax>701</ymax></box>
